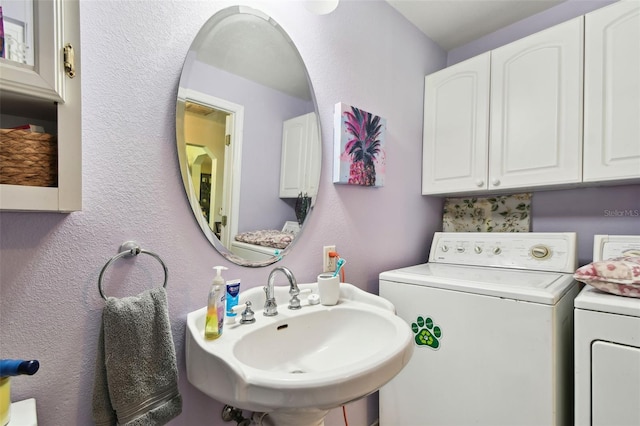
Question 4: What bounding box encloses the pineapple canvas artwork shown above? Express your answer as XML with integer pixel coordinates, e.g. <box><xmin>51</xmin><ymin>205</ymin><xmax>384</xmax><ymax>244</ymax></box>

<box><xmin>333</xmin><ymin>103</ymin><xmax>386</xmax><ymax>187</ymax></box>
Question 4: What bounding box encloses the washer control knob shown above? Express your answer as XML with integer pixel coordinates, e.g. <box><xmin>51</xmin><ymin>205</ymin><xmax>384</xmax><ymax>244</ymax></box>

<box><xmin>441</xmin><ymin>245</ymin><xmax>449</xmax><ymax>252</ymax></box>
<box><xmin>530</xmin><ymin>245</ymin><xmax>551</xmax><ymax>259</ymax></box>
<box><xmin>474</xmin><ymin>246</ymin><xmax>483</xmax><ymax>254</ymax></box>
<box><xmin>493</xmin><ymin>247</ymin><xmax>502</xmax><ymax>255</ymax></box>
<box><xmin>456</xmin><ymin>246</ymin><xmax>465</xmax><ymax>253</ymax></box>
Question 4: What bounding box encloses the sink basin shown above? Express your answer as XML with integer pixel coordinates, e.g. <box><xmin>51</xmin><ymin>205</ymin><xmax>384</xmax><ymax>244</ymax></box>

<box><xmin>186</xmin><ymin>282</ymin><xmax>413</xmax><ymax>425</ymax></box>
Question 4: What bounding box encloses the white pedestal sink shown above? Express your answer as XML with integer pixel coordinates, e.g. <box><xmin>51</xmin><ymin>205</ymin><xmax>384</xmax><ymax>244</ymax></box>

<box><xmin>186</xmin><ymin>282</ymin><xmax>413</xmax><ymax>426</ymax></box>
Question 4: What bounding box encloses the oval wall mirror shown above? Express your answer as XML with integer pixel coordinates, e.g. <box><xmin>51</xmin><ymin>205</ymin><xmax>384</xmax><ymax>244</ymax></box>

<box><xmin>176</xmin><ymin>6</ymin><xmax>321</xmax><ymax>267</ymax></box>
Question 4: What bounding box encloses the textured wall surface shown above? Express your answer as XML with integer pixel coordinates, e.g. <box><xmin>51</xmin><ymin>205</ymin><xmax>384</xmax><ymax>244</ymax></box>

<box><xmin>0</xmin><ymin>1</ymin><xmax>444</xmax><ymax>425</ymax></box>
<box><xmin>0</xmin><ymin>1</ymin><xmax>637</xmax><ymax>425</ymax></box>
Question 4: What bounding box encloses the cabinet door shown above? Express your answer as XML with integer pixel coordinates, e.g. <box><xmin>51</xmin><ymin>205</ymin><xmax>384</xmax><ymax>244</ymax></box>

<box><xmin>279</xmin><ymin>114</ymin><xmax>309</xmax><ymax>198</ymax></box>
<box><xmin>422</xmin><ymin>53</ymin><xmax>490</xmax><ymax>195</ymax></box>
<box><xmin>489</xmin><ymin>18</ymin><xmax>583</xmax><ymax>190</ymax></box>
<box><xmin>304</xmin><ymin>113</ymin><xmax>320</xmax><ymax>198</ymax></box>
<box><xmin>584</xmin><ymin>1</ymin><xmax>640</xmax><ymax>183</ymax></box>
<box><xmin>0</xmin><ymin>0</ymin><xmax>81</xmax><ymax>212</ymax></box>
<box><xmin>0</xmin><ymin>1</ymin><xmax>65</xmax><ymax>101</ymax></box>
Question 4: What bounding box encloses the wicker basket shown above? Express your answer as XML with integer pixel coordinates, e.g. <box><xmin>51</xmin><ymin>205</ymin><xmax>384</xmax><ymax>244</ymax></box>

<box><xmin>0</xmin><ymin>129</ymin><xmax>58</xmax><ymax>187</ymax></box>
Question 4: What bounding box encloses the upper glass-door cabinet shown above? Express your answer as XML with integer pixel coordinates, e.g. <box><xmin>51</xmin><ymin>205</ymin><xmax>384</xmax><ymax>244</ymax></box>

<box><xmin>0</xmin><ymin>0</ymin><xmax>81</xmax><ymax>212</ymax></box>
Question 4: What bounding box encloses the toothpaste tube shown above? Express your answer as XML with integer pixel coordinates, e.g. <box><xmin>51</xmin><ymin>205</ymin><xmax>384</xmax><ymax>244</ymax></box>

<box><xmin>225</xmin><ymin>279</ymin><xmax>241</xmax><ymax>323</ymax></box>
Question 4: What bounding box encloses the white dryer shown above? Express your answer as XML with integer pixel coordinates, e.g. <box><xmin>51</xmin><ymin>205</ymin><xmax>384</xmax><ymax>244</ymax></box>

<box><xmin>379</xmin><ymin>232</ymin><xmax>580</xmax><ymax>426</ymax></box>
<box><xmin>574</xmin><ymin>235</ymin><xmax>640</xmax><ymax>426</ymax></box>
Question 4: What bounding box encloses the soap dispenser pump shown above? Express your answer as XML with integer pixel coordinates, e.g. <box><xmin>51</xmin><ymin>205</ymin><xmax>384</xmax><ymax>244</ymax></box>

<box><xmin>205</xmin><ymin>266</ymin><xmax>227</xmax><ymax>340</ymax></box>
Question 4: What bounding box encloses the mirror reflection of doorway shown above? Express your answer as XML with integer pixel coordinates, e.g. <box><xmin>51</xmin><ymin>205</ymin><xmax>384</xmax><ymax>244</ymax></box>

<box><xmin>186</xmin><ymin>145</ymin><xmax>218</xmax><ymax>229</ymax></box>
<box><xmin>184</xmin><ymin>101</ymin><xmax>231</xmax><ymax>242</ymax></box>
<box><xmin>199</xmin><ymin>173</ymin><xmax>211</xmax><ymax>222</ymax></box>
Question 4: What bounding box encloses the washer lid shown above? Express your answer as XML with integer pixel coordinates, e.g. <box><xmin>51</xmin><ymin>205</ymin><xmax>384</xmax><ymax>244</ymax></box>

<box><xmin>379</xmin><ymin>263</ymin><xmax>576</xmax><ymax>305</ymax></box>
<box><xmin>574</xmin><ymin>286</ymin><xmax>640</xmax><ymax>318</ymax></box>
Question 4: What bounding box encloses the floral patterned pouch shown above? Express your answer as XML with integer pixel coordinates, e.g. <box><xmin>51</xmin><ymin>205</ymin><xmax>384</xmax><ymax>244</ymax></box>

<box><xmin>573</xmin><ymin>253</ymin><xmax>640</xmax><ymax>298</ymax></box>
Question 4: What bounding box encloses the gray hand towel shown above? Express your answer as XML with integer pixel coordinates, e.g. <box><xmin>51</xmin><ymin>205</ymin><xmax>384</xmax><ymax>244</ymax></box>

<box><xmin>93</xmin><ymin>287</ymin><xmax>182</xmax><ymax>425</ymax></box>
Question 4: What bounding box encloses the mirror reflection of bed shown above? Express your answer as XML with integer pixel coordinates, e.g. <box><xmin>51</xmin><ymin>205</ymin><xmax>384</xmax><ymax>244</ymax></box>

<box><xmin>230</xmin><ymin>221</ymin><xmax>301</xmax><ymax>261</ymax></box>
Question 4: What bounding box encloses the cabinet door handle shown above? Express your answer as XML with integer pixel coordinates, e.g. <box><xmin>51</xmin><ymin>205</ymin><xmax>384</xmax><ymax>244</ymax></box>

<box><xmin>64</xmin><ymin>44</ymin><xmax>76</xmax><ymax>78</ymax></box>
<box><xmin>491</xmin><ymin>178</ymin><xmax>501</xmax><ymax>186</ymax></box>
<box><xmin>475</xmin><ymin>179</ymin><xmax>484</xmax><ymax>187</ymax></box>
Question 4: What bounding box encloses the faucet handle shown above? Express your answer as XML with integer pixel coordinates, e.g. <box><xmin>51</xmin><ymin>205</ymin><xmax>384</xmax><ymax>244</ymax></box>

<box><xmin>289</xmin><ymin>289</ymin><xmax>314</xmax><ymax>310</ymax></box>
<box><xmin>231</xmin><ymin>301</ymin><xmax>256</xmax><ymax>324</ymax></box>
<box><xmin>289</xmin><ymin>289</ymin><xmax>311</xmax><ymax>310</ymax></box>
<box><xmin>288</xmin><ymin>294</ymin><xmax>302</xmax><ymax>310</ymax></box>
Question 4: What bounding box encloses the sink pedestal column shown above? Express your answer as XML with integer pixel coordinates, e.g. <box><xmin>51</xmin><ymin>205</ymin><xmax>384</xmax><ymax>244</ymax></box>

<box><xmin>260</xmin><ymin>408</ymin><xmax>330</xmax><ymax>426</ymax></box>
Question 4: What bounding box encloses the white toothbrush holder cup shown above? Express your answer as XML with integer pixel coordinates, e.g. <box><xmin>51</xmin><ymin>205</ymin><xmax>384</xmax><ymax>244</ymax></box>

<box><xmin>317</xmin><ymin>274</ymin><xmax>340</xmax><ymax>306</ymax></box>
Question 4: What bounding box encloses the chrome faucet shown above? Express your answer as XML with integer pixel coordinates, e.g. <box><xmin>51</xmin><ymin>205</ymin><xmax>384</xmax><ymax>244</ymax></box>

<box><xmin>263</xmin><ymin>266</ymin><xmax>301</xmax><ymax>316</ymax></box>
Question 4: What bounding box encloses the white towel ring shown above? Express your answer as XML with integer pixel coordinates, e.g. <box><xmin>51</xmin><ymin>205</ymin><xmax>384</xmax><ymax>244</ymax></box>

<box><xmin>98</xmin><ymin>241</ymin><xmax>168</xmax><ymax>301</ymax></box>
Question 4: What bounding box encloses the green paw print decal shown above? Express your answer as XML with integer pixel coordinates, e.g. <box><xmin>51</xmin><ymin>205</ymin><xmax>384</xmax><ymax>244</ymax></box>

<box><xmin>411</xmin><ymin>316</ymin><xmax>442</xmax><ymax>349</ymax></box>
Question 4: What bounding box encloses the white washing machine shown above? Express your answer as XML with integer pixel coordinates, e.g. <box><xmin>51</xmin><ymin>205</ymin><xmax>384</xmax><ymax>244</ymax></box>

<box><xmin>574</xmin><ymin>235</ymin><xmax>640</xmax><ymax>426</ymax></box>
<box><xmin>379</xmin><ymin>232</ymin><xmax>580</xmax><ymax>426</ymax></box>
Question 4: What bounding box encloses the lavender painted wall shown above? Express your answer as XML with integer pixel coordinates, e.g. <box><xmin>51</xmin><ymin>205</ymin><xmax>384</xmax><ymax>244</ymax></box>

<box><xmin>182</xmin><ymin>56</ymin><xmax>314</xmax><ymax>232</ymax></box>
<box><xmin>532</xmin><ymin>185</ymin><xmax>640</xmax><ymax>265</ymax></box>
<box><xmin>0</xmin><ymin>1</ymin><xmax>444</xmax><ymax>425</ymax></box>
<box><xmin>447</xmin><ymin>0</ymin><xmax>617</xmax><ymax>65</ymax></box>
<box><xmin>3</xmin><ymin>2</ymin><xmax>634</xmax><ymax>425</ymax></box>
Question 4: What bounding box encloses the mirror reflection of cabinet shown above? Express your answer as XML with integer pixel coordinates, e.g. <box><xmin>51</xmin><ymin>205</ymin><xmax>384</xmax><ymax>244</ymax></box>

<box><xmin>0</xmin><ymin>0</ymin><xmax>81</xmax><ymax>212</ymax></box>
<box><xmin>279</xmin><ymin>112</ymin><xmax>320</xmax><ymax>198</ymax></box>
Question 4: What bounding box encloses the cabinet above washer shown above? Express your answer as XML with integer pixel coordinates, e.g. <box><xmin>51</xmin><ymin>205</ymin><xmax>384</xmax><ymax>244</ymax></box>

<box><xmin>422</xmin><ymin>1</ymin><xmax>639</xmax><ymax>196</ymax></box>
<box><xmin>583</xmin><ymin>0</ymin><xmax>640</xmax><ymax>184</ymax></box>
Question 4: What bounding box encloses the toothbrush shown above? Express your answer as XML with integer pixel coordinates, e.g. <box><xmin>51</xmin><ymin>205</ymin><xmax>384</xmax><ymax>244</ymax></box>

<box><xmin>333</xmin><ymin>258</ymin><xmax>346</xmax><ymax>278</ymax></box>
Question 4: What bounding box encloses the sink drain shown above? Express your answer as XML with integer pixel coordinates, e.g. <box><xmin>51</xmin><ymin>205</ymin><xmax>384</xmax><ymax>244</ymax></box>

<box><xmin>290</xmin><ymin>369</ymin><xmax>305</xmax><ymax>374</ymax></box>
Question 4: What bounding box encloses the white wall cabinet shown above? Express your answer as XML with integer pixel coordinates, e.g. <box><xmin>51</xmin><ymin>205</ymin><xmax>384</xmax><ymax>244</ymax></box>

<box><xmin>0</xmin><ymin>0</ymin><xmax>82</xmax><ymax>212</ymax></box>
<box><xmin>423</xmin><ymin>1</ymin><xmax>640</xmax><ymax>196</ymax></box>
<box><xmin>279</xmin><ymin>112</ymin><xmax>319</xmax><ymax>198</ymax></box>
<box><xmin>423</xmin><ymin>18</ymin><xmax>583</xmax><ymax>195</ymax></box>
<box><xmin>583</xmin><ymin>0</ymin><xmax>640</xmax><ymax>183</ymax></box>
<box><xmin>489</xmin><ymin>17</ymin><xmax>583</xmax><ymax>191</ymax></box>
<box><xmin>422</xmin><ymin>52</ymin><xmax>490</xmax><ymax>194</ymax></box>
